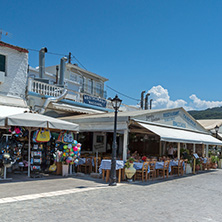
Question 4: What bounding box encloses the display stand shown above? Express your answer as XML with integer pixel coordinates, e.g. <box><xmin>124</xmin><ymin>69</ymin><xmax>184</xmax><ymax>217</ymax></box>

<box><xmin>0</xmin><ymin>134</ymin><xmax>12</xmax><ymax>181</ymax></box>
<box><xmin>193</xmin><ymin>153</ymin><xmax>199</xmax><ymax>175</ymax></box>
<box><xmin>31</xmin><ymin>144</ymin><xmax>42</xmax><ymax>178</ymax></box>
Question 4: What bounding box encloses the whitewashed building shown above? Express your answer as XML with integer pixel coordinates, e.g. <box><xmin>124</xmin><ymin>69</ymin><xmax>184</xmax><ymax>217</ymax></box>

<box><xmin>61</xmin><ymin>107</ymin><xmax>222</xmax><ymax>160</ymax></box>
<box><xmin>0</xmin><ymin>41</ymin><xmax>28</xmax><ymax>115</ymax></box>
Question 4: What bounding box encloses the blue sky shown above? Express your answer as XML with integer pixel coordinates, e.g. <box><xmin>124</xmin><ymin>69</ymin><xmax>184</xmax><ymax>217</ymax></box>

<box><xmin>1</xmin><ymin>0</ymin><xmax>222</xmax><ymax>110</ymax></box>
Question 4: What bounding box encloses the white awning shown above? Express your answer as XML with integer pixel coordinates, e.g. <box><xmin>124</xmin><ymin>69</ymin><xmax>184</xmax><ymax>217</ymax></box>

<box><xmin>137</xmin><ymin>121</ymin><xmax>222</xmax><ymax>145</ymax></box>
<box><xmin>0</xmin><ymin>105</ymin><xmax>29</xmax><ymax>126</ymax></box>
<box><xmin>0</xmin><ymin>112</ymin><xmax>79</xmax><ymax>131</ymax></box>
<box><xmin>50</xmin><ymin>103</ymin><xmax>104</xmax><ymax>114</ymax></box>
<box><xmin>0</xmin><ymin>105</ymin><xmax>28</xmax><ymax>117</ymax></box>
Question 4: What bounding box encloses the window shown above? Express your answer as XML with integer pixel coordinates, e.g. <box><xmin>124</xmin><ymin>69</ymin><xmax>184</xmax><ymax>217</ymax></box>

<box><xmin>0</xmin><ymin>55</ymin><xmax>6</xmax><ymax>75</ymax></box>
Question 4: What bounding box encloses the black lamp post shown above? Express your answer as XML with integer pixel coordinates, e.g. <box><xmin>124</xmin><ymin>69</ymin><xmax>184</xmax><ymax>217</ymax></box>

<box><xmin>109</xmin><ymin>95</ymin><xmax>122</xmax><ymax>186</ymax></box>
<box><xmin>215</xmin><ymin>125</ymin><xmax>219</xmax><ymax>153</ymax></box>
<box><xmin>215</xmin><ymin>125</ymin><xmax>219</xmax><ymax>139</ymax></box>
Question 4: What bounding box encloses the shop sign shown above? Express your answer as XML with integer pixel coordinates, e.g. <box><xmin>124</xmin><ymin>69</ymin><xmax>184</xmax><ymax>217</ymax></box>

<box><xmin>83</xmin><ymin>95</ymin><xmax>107</xmax><ymax>108</ymax></box>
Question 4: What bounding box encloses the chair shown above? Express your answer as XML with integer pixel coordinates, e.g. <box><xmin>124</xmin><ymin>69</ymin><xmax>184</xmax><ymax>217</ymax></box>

<box><xmin>93</xmin><ymin>157</ymin><xmax>101</xmax><ymax>173</ymax></box>
<box><xmin>79</xmin><ymin>158</ymin><xmax>92</xmax><ymax>174</ymax></box>
<box><xmin>158</xmin><ymin>160</ymin><xmax>170</xmax><ymax>179</ymax></box>
<box><xmin>149</xmin><ymin>161</ymin><xmax>156</xmax><ymax>180</ymax></box>
<box><xmin>172</xmin><ymin>159</ymin><xmax>184</xmax><ymax>176</ymax></box>
<box><xmin>134</xmin><ymin>161</ymin><xmax>149</xmax><ymax>182</ymax></box>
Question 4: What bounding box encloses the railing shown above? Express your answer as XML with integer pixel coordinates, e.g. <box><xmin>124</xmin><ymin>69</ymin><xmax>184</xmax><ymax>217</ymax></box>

<box><xmin>28</xmin><ymin>78</ymin><xmax>64</xmax><ymax>97</ymax></box>
<box><xmin>28</xmin><ymin>78</ymin><xmax>137</xmax><ymax>111</ymax></box>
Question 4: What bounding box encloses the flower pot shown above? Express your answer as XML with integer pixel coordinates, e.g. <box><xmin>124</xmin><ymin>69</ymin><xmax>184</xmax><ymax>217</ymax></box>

<box><xmin>62</xmin><ymin>164</ymin><xmax>69</xmax><ymax>177</ymax></box>
<box><xmin>212</xmin><ymin>163</ymin><xmax>217</xmax><ymax>169</ymax></box>
<box><xmin>195</xmin><ymin>165</ymin><xmax>200</xmax><ymax>171</ymax></box>
<box><xmin>125</xmin><ymin>163</ymin><xmax>136</xmax><ymax>180</ymax></box>
<box><xmin>186</xmin><ymin>164</ymin><xmax>192</xmax><ymax>174</ymax></box>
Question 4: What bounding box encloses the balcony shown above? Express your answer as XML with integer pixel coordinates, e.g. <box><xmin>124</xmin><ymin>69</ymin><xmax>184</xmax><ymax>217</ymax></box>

<box><xmin>28</xmin><ymin>78</ymin><xmax>113</xmax><ymax>109</ymax></box>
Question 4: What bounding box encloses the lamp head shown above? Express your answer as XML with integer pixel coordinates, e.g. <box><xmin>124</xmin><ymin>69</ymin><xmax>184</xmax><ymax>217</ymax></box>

<box><xmin>111</xmin><ymin>95</ymin><xmax>122</xmax><ymax>110</ymax></box>
<box><xmin>215</xmin><ymin>125</ymin><xmax>219</xmax><ymax>133</ymax></box>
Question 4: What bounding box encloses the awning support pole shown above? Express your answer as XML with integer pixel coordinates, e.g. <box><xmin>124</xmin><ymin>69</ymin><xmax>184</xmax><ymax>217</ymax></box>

<box><xmin>202</xmin><ymin>144</ymin><xmax>205</xmax><ymax>157</ymax></box>
<box><xmin>123</xmin><ymin>129</ymin><xmax>128</xmax><ymax>161</ymax></box>
<box><xmin>206</xmin><ymin>144</ymin><xmax>209</xmax><ymax>158</ymax></box>
<box><xmin>193</xmin><ymin>144</ymin><xmax>196</xmax><ymax>153</ymax></box>
<box><xmin>28</xmin><ymin>128</ymin><xmax>31</xmax><ymax>178</ymax></box>
<box><xmin>177</xmin><ymin>143</ymin><xmax>180</xmax><ymax>159</ymax></box>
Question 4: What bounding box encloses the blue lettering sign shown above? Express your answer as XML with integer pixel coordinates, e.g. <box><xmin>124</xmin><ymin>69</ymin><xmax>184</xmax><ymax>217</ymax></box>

<box><xmin>173</xmin><ymin>121</ymin><xmax>186</xmax><ymax>128</ymax></box>
<box><xmin>83</xmin><ymin>95</ymin><xmax>107</xmax><ymax>108</ymax></box>
<box><xmin>183</xmin><ymin>114</ymin><xmax>196</xmax><ymax>127</ymax></box>
<box><xmin>163</xmin><ymin>111</ymin><xmax>179</xmax><ymax>118</ymax></box>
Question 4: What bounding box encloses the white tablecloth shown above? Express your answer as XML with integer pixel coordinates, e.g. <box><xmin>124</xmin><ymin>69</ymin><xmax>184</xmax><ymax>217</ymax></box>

<box><xmin>78</xmin><ymin>158</ymin><xmax>94</xmax><ymax>167</ymax></box>
<box><xmin>99</xmin><ymin>160</ymin><xmax>124</xmax><ymax>174</ymax></box>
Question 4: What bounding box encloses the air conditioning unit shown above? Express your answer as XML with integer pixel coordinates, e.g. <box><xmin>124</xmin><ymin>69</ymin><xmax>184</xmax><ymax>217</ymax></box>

<box><xmin>0</xmin><ymin>71</ymin><xmax>5</xmax><ymax>83</ymax></box>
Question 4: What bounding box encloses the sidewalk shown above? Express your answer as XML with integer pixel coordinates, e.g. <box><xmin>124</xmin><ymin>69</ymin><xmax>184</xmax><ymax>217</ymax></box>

<box><xmin>0</xmin><ymin>173</ymin><xmax>107</xmax><ymax>199</ymax></box>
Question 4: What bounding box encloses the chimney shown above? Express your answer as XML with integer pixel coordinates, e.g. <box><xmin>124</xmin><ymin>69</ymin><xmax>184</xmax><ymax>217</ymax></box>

<box><xmin>145</xmin><ymin>93</ymin><xmax>150</xmax><ymax>110</ymax></box>
<box><xmin>59</xmin><ymin>57</ymin><xmax>67</xmax><ymax>86</ymax></box>
<box><xmin>150</xmin><ymin>99</ymin><xmax>153</xmax><ymax>109</ymax></box>
<box><xmin>39</xmin><ymin>47</ymin><xmax>47</xmax><ymax>79</ymax></box>
<box><xmin>140</xmin><ymin>91</ymin><xmax>145</xmax><ymax>109</ymax></box>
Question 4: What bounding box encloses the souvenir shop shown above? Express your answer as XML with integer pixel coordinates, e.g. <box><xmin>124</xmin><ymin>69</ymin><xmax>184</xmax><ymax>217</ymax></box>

<box><xmin>0</xmin><ymin>112</ymin><xmax>80</xmax><ymax>180</ymax></box>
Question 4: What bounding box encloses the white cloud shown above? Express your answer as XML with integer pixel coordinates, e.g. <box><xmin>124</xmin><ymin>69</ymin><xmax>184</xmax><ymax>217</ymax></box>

<box><xmin>147</xmin><ymin>85</ymin><xmax>222</xmax><ymax>111</ymax></box>
<box><xmin>148</xmin><ymin>85</ymin><xmax>188</xmax><ymax>109</ymax></box>
<box><xmin>189</xmin><ymin>94</ymin><xmax>222</xmax><ymax>110</ymax></box>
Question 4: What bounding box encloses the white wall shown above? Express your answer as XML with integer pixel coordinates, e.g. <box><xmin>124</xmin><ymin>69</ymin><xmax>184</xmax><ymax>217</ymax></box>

<box><xmin>0</xmin><ymin>46</ymin><xmax>28</xmax><ymax>99</ymax></box>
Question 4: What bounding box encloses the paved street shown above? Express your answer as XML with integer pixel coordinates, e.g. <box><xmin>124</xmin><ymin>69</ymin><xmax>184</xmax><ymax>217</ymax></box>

<box><xmin>0</xmin><ymin>170</ymin><xmax>222</xmax><ymax>222</ymax></box>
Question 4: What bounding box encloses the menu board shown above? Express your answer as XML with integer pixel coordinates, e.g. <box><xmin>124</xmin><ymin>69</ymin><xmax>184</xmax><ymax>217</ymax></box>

<box><xmin>193</xmin><ymin>153</ymin><xmax>199</xmax><ymax>159</ymax></box>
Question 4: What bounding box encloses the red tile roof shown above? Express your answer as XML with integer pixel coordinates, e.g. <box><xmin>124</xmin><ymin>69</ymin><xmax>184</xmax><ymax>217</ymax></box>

<box><xmin>0</xmin><ymin>41</ymin><xmax>28</xmax><ymax>53</ymax></box>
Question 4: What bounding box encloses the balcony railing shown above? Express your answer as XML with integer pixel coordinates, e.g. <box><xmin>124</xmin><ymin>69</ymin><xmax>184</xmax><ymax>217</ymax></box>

<box><xmin>27</xmin><ymin>78</ymin><xmax>137</xmax><ymax>111</ymax></box>
<box><xmin>28</xmin><ymin>78</ymin><xmax>64</xmax><ymax>97</ymax></box>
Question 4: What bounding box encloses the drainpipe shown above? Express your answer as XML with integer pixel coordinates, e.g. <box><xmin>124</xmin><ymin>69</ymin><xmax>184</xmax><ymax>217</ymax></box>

<box><xmin>38</xmin><ymin>89</ymin><xmax>68</xmax><ymax>114</ymax></box>
<box><xmin>59</xmin><ymin>57</ymin><xmax>67</xmax><ymax>86</ymax></box>
<box><xmin>39</xmin><ymin>47</ymin><xmax>48</xmax><ymax>79</ymax></box>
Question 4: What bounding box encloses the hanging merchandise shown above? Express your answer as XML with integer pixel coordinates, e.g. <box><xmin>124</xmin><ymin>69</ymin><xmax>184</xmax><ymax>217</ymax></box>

<box><xmin>59</xmin><ymin>141</ymin><xmax>81</xmax><ymax>165</ymax></box>
<box><xmin>57</xmin><ymin>131</ymin><xmax>64</xmax><ymax>143</ymax></box>
<box><xmin>32</xmin><ymin>129</ymin><xmax>51</xmax><ymax>143</ymax></box>
<box><xmin>36</xmin><ymin>129</ymin><xmax>51</xmax><ymax>143</ymax></box>
<box><xmin>62</xmin><ymin>131</ymin><xmax>74</xmax><ymax>144</ymax></box>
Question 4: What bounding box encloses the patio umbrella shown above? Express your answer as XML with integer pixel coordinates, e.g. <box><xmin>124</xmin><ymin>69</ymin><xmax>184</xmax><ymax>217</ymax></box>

<box><xmin>1</xmin><ymin>112</ymin><xmax>79</xmax><ymax>177</ymax></box>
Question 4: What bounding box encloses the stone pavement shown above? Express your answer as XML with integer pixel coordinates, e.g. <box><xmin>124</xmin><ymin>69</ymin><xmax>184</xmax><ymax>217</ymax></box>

<box><xmin>1</xmin><ymin>170</ymin><xmax>222</xmax><ymax>222</ymax></box>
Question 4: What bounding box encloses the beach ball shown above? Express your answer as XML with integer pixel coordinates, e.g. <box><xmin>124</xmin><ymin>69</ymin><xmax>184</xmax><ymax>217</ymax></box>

<box><xmin>68</xmin><ymin>144</ymin><xmax>72</xmax><ymax>149</ymax></box>
<box><xmin>73</xmin><ymin>140</ymin><xmax>78</xmax><ymax>146</ymax></box>
<box><xmin>70</xmin><ymin>152</ymin><xmax>74</xmax><ymax>157</ymax></box>
<box><xmin>77</xmin><ymin>143</ymin><xmax>81</xmax><ymax>147</ymax></box>
<box><xmin>73</xmin><ymin>146</ymin><xmax>78</xmax><ymax>152</ymax></box>
<box><xmin>77</xmin><ymin>147</ymin><xmax>81</xmax><ymax>152</ymax></box>
<box><xmin>63</xmin><ymin>145</ymin><xmax>68</xmax><ymax>149</ymax></box>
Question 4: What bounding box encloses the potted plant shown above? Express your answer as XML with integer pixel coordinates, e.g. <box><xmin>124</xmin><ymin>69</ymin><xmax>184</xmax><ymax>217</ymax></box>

<box><xmin>195</xmin><ymin>158</ymin><xmax>201</xmax><ymax>171</ymax></box>
<box><xmin>124</xmin><ymin>157</ymin><xmax>136</xmax><ymax>182</ymax></box>
<box><xmin>211</xmin><ymin>156</ymin><xmax>219</xmax><ymax>169</ymax></box>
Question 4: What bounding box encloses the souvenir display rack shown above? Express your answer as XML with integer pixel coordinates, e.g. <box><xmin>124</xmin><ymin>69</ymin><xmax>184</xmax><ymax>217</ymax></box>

<box><xmin>31</xmin><ymin>144</ymin><xmax>42</xmax><ymax>178</ymax></box>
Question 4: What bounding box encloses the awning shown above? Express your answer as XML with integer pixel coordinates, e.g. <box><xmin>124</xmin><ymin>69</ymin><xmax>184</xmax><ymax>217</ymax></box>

<box><xmin>0</xmin><ymin>105</ymin><xmax>29</xmax><ymax>126</ymax></box>
<box><xmin>1</xmin><ymin>112</ymin><xmax>79</xmax><ymax>131</ymax></box>
<box><xmin>136</xmin><ymin>121</ymin><xmax>222</xmax><ymax>145</ymax></box>
<box><xmin>50</xmin><ymin>103</ymin><xmax>104</xmax><ymax>114</ymax></box>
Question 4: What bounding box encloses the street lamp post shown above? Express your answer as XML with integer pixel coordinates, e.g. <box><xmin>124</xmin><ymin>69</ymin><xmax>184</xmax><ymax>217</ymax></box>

<box><xmin>215</xmin><ymin>125</ymin><xmax>219</xmax><ymax>139</ymax></box>
<box><xmin>215</xmin><ymin>125</ymin><xmax>219</xmax><ymax>155</ymax></box>
<box><xmin>109</xmin><ymin>95</ymin><xmax>122</xmax><ymax>186</ymax></box>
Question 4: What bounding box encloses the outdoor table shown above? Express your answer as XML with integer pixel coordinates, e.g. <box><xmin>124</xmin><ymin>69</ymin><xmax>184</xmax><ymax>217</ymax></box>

<box><xmin>78</xmin><ymin>158</ymin><xmax>94</xmax><ymax>166</ymax></box>
<box><xmin>99</xmin><ymin>159</ymin><xmax>124</xmax><ymax>183</ymax></box>
<box><xmin>155</xmin><ymin>161</ymin><xmax>171</xmax><ymax>173</ymax></box>
<box><xmin>170</xmin><ymin>160</ymin><xmax>185</xmax><ymax>171</ymax></box>
<box><xmin>133</xmin><ymin>162</ymin><xmax>150</xmax><ymax>173</ymax></box>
